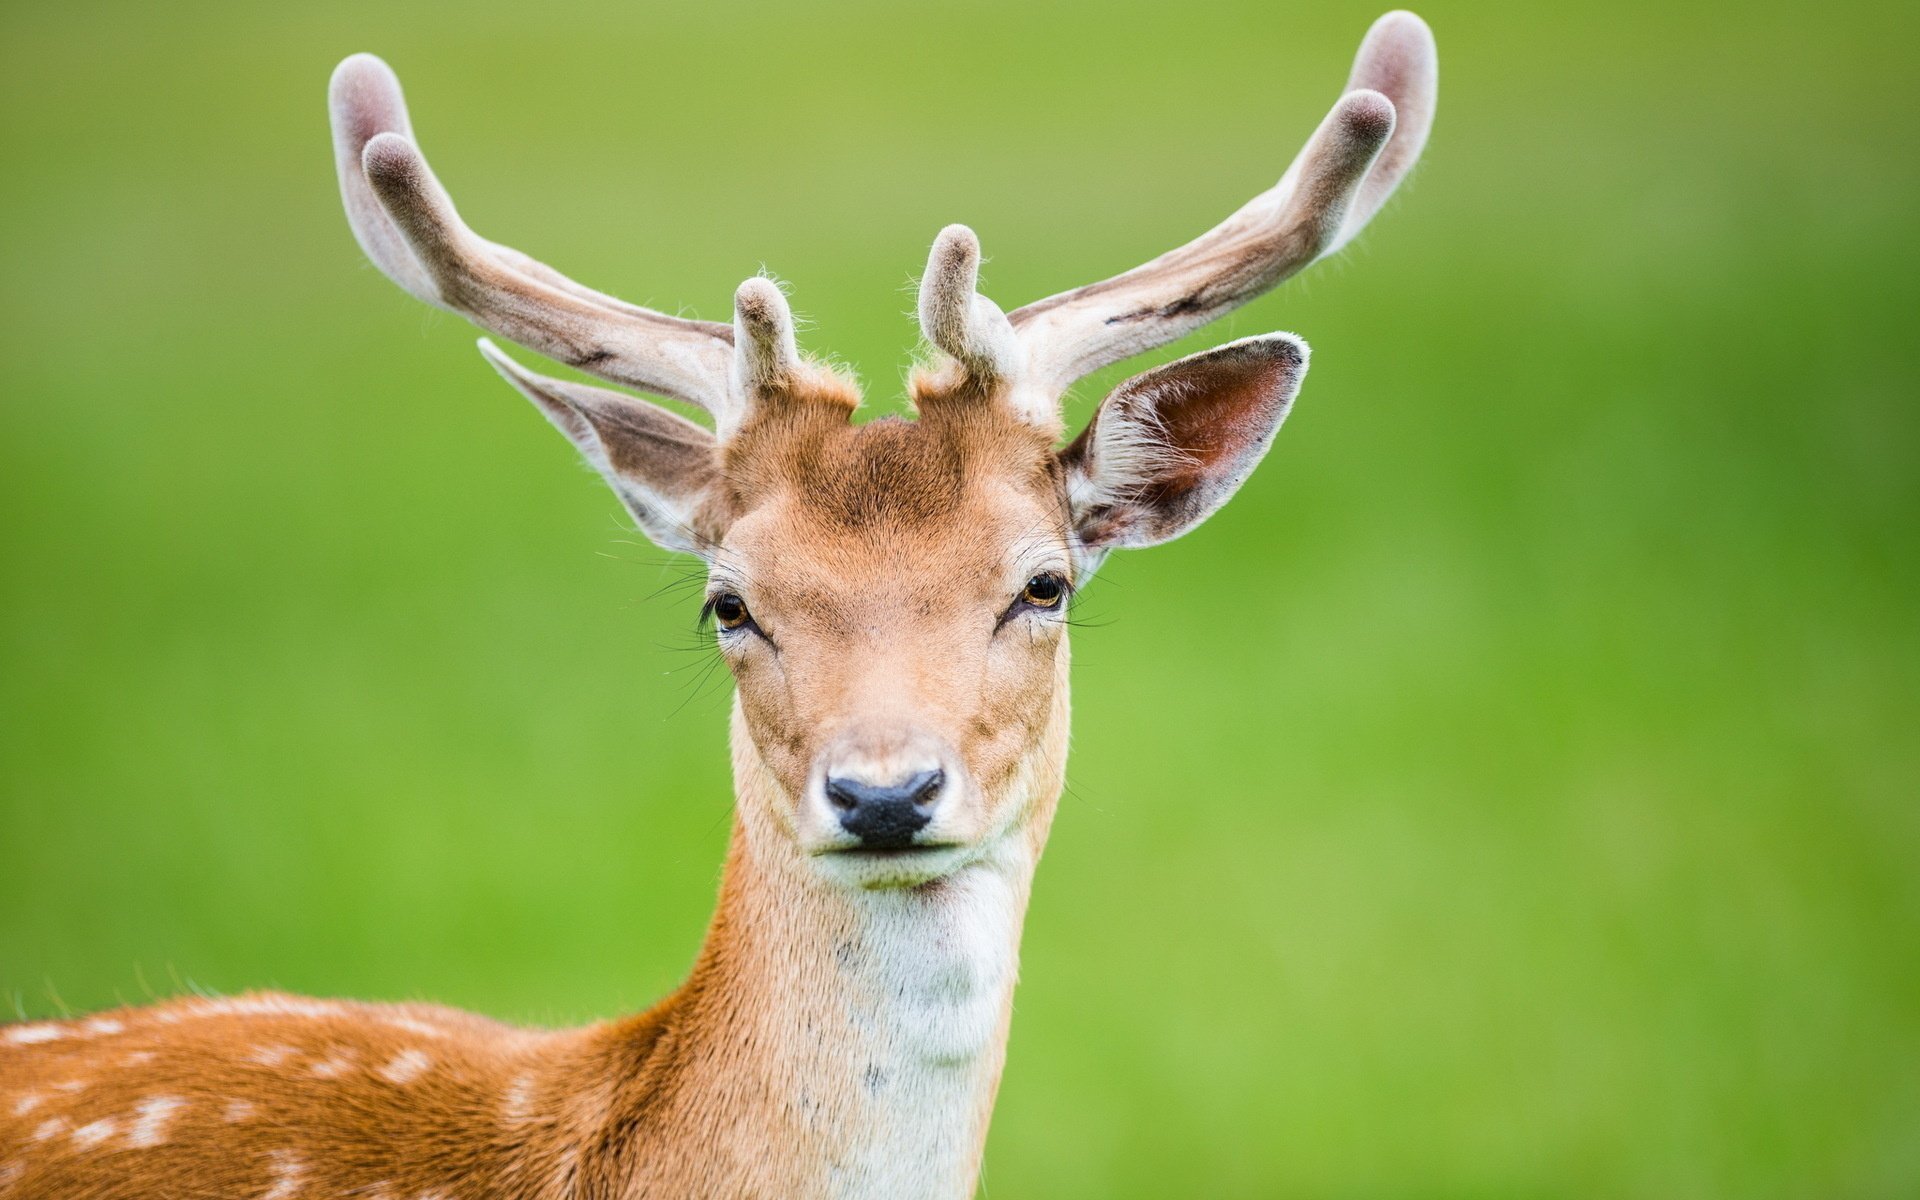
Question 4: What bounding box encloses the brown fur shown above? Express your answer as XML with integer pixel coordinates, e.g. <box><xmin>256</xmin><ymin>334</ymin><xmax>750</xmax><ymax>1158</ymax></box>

<box><xmin>2</xmin><ymin>995</ymin><xmax>584</xmax><ymax>1197</ymax></box>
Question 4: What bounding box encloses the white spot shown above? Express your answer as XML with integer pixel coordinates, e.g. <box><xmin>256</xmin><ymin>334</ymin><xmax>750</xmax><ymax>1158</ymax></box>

<box><xmin>126</xmin><ymin>1095</ymin><xmax>185</xmax><ymax>1147</ymax></box>
<box><xmin>248</xmin><ymin>1044</ymin><xmax>296</xmax><ymax>1067</ymax></box>
<box><xmin>502</xmin><ymin>1074</ymin><xmax>534</xmax><ymax>1120</ymax></box>
<box><xmin>224</xmin><ymin>1099</ymin><xmax>255</xmax><ymax>1123</ymax></box>
<box><xmin>10</xmin><ymin>1094</ymin><xmax>41</xmax><ymax>1116</ymax></box>
<box><xmin>71</xmin><ymin>1118</ymin><xmax>117</xmax><ymax>1148</ymax></box>
<box><xmin>262</xmin><ymin>1149</ymin><xmax>304</xmax><ymax>1200</ymax></box>
<box><xmin>376</xmin><ymin>1049</ymin><xmax>431</xmax><ymax>1085</ymax></box>
<box><xmin>123</xmin><ymin>1051</ymin><xmax>157</xmax><ymax>1067</ymax></box>
<box><xmin>194</xmin><ymin>996</ymin><xmax>343</xmax><ymax>1022</ymax></box>
<box><xmin>32</xmin><ymin>1118</ymin><xmax>65</xmax><ymax>1141</ymax></box>
<box><xmin>54</xmin><ymin>1080</ymin><xmax>88</xmax><ymax>1094</ymax></box>
<box><xmin>83</xmin><ymin>1018</ymin><xmax>124</xmax><ymax>1037</ymax></box>
<box><xmin>149</xmin><ymin>995</ymin><xmax>344</xmax><ymax>1027</ymax></box>
<box><xmin>309</xmin><ymin>1051</ymin><xmax>357</xmax><ymax>1079</ymax></box>
<box><xmin>379</xmin><ymin>1015</ymin><xmax>447</xmax><ymax>1039</ymax></box>
<box><xmin>3</xmin><ymin>1024</ymin><xmax>63</xmax><ymax>1045</ymax></box>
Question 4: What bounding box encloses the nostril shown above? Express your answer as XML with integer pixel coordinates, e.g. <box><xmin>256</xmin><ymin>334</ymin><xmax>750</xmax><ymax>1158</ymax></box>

<box><xmin>904</xmin><ymin>769</ymin><xmax>944</xmax><ymax>808</ymax></box>
<box><xmin>824</xmin><ymin>778</ymin><xmax>860</xmax><ymax>812</ymax></box>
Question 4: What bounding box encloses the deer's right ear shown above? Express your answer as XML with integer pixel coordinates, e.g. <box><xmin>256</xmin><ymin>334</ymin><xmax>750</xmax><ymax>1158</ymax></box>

<box><xmin>479</xmin><ymin>340</ymin><xmax>724</xmax><ymax>556</ymax></box>
<box><xmin>1059</xmin><ymin>333</ymin><xmax>1308</xmax><ymax>557</ymax></box>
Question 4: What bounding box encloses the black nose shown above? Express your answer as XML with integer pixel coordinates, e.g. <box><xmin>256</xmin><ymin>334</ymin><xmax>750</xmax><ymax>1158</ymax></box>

<box><xmin>825</xmin><ymin>770</ymin><xmax>944</xmax><ymax>849</ymax></box>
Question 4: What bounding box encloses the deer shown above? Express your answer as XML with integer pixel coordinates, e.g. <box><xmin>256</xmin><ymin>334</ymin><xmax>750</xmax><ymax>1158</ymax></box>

<box><xmin>0</xmin><ymin>11</ymin><xmax>1436</xmax><ymax>1198</ymax></box>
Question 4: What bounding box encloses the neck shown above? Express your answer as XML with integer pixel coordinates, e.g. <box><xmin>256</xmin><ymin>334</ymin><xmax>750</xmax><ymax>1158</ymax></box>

<box><xmin>580</xmin><ymin>690</ymin><xmax>1067</xmax><ymax>1199</ymax></box>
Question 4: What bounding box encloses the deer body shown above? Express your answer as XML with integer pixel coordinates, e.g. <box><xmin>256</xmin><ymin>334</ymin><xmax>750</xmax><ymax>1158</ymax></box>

<box><xmin>1</xmin><ymin>13</ymin><xmax>1434</xmax><ymax>1197</ymax></box>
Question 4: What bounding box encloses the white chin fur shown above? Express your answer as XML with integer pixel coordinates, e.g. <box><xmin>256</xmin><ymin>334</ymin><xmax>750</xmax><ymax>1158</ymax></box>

<box><xmin>810</xmin><ymin>844</ymin><xmax>978</xmax><ymax>891</ymax></box>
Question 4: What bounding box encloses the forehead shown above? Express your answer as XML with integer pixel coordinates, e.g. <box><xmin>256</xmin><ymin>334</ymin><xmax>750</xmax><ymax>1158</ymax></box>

<box><xmin>718</xmin><ymin>408</ymin><xmax>1068</xmax><ymax>585</ymax></box>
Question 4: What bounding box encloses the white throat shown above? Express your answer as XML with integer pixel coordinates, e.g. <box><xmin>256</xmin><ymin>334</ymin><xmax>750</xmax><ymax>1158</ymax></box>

<box><xmin>723</xmin><ymin>822</ymin><xmax>1032</xmax><ymax>1200</ymax></box>
<box><xmin>829</xmin><ymin>856</ymin><xmax>1026</xmax><ymax>1196</ymax></box>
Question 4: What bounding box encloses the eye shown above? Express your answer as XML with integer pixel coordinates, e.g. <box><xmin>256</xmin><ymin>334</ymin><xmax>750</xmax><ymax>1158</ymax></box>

<box><xmin>709</xmin><ymin>592</ymin><xmax>751</xmax><ymax>631</ymax></box>
<box><xmin>1019</xmin><ymin>573</ymin><xmax>1067</xmax><ymax>609</ymax></box>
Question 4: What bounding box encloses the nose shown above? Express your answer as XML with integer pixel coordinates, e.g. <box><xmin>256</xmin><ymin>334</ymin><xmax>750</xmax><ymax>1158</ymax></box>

<box><xmin>825</xmin><ymin>769</ymin><xmax>944</xmax><ymax>849</ymax></box>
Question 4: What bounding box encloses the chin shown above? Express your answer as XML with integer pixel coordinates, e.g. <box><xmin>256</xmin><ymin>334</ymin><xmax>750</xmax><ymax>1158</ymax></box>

<box><xmin>810</xmin><ymin>844</ymin><xmax>977</xmax><ymax>891</ymax></box>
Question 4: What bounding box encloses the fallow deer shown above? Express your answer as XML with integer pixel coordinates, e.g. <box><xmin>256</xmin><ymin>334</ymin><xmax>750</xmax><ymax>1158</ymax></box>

<box><xmin>0</xmin><ymin>12</ymin><xmax>1437</xmax><ymax>1197</ymax></box>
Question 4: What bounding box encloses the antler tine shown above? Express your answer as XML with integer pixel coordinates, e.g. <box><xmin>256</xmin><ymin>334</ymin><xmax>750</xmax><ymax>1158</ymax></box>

<box><xmin>329</xmin><ymin>54</ymin><xmax>434</xmax><ymax>303</ymax></box>
<box><xmin>1330</xmin><ymin>10</ymin><xmax>1440</xmax><ymax>252</ymax></box>
<box><xmin>1007</xmin><ymin>10</ymin><xmax>1437</xmax><ymax>399</ymax></box>
<box><xmin>731</xmin><ymin>278</ymin><xmax>801</xmax><ymax>416</ymax></box>
<box><xmin>918</xmin><ymin>225</ymin><xmax>1023</xmax><ymax>387</ymax></box>
<box><xmin>328</xmin><ymin>54</ymin><xmax>741</xmax><ymax>422</ymax></box>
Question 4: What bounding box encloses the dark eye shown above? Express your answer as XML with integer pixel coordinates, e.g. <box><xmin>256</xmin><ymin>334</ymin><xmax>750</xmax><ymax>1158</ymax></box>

<box><xmin>710</xmin><ymin>592</ymin><xmax>751</xmax><ymax>631</ymax></box>
<box><xmin>1020</xmin><ymin>574</ymin><xmax>1066</xmax><ymax>609</ymax></box>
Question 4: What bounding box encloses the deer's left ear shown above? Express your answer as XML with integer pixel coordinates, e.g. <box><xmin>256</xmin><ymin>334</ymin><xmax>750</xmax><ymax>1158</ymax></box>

<box><xmin>1060</xmin><ymin>333</ymin><xmax>1308</xmax><ymax>553</ymax></box>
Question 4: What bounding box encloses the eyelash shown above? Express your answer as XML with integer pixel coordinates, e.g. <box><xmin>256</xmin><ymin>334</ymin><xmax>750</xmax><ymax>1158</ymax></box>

<box><xmin>998</xmin><ymin>572</ymin><xmax>1073</xmax><ymax>628</ymax></box>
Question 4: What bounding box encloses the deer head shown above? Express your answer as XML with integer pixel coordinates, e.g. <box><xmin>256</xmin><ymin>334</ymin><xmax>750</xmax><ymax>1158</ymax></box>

<box><xmin>327</xmin><ymin>12</ymin><xmax>1437</xmax><ymax>892</ymax></box>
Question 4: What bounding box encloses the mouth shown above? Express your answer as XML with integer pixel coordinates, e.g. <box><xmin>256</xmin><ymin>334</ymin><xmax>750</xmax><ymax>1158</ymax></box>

<box><xmin>811</xmin><ymin>842</ymin><xmax>972</xmax><ymax>888</ymax></box>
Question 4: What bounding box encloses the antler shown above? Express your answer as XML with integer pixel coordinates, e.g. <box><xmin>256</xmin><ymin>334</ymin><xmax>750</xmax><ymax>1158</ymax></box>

<box><xmin>329</xmin><ymin>54</ymin><xmax>769</xmax><ymax>431</ymax></box>
<box><xmin>919</xmin><ymin>226</ymin><xmax>1023</xmax><ymax>382</ymax></box>
<box><xmin>918</xmin><ymin>10</ymin><xmax>1437</xmax><ymax>417</ymax></box>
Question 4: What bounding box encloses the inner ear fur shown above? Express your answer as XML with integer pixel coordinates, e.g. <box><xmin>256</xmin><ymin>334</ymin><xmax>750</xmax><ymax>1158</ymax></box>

<box><xmin>1060</xmin><ymin>333</ymin><xmax>1309</xmax><ymax>550</ymax></box>
<box><xmin>480</xmin><ymin>340</ymin><xmax>724</xmax><ymax>555</ymax></box>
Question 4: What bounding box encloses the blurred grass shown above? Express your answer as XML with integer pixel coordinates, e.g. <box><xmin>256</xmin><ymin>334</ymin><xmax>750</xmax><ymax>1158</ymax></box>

<box><xmin>2</xmin><ymin>0</ymin><xmax>1917</xmax><ymax>1195</ymax></box>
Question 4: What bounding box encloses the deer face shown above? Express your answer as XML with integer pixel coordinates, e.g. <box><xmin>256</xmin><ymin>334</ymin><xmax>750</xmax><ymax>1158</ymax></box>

<box><xmin>328</xmin><ymin>11</ymin><xmax>1436</xmax><ymax>887</ymax></box>
<box><xmin>712</xmin><ymin>401</ymin><xmax>1074</xmax><ymax>887</ymax></box>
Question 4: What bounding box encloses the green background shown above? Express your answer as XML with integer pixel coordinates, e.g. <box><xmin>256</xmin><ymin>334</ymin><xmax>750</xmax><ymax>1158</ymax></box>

<box><xmin>3</xmin><ymin>1</ymin><xmax>1915</xmax><ymax>1194</ymax></box>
